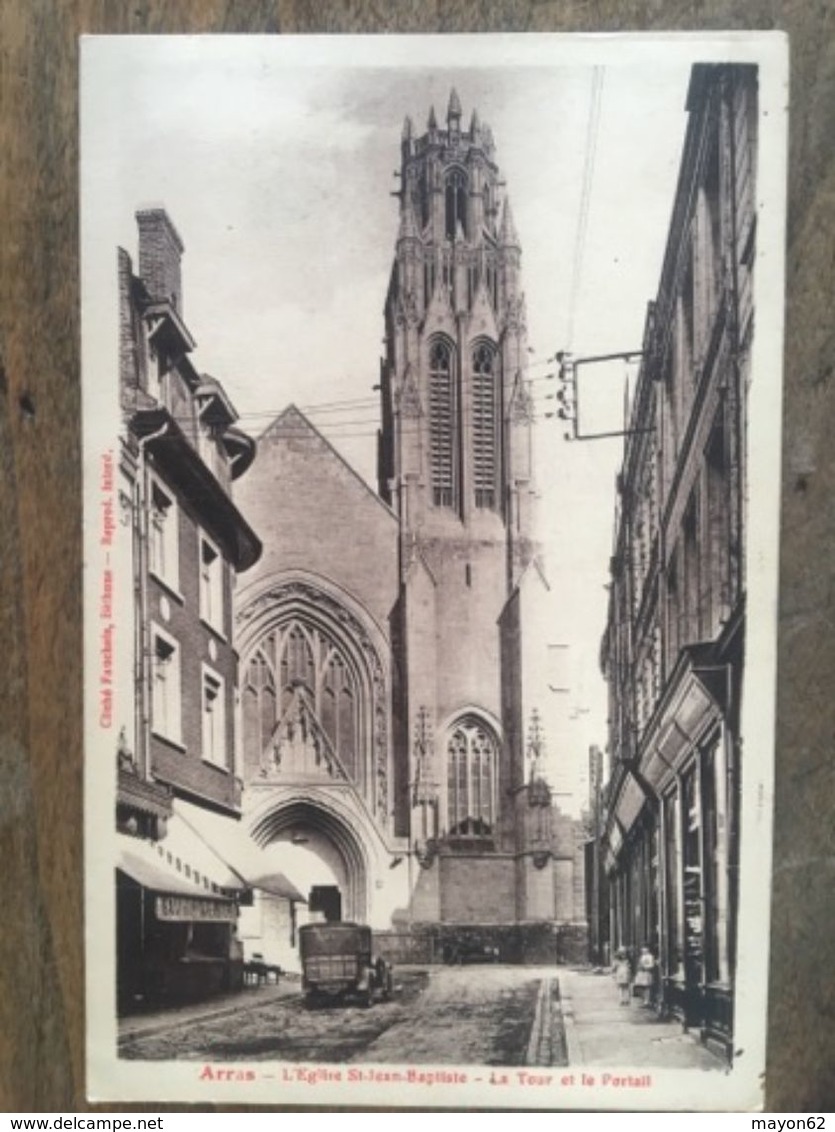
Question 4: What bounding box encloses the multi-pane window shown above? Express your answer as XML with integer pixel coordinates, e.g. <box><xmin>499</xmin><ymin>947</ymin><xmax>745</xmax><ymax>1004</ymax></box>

<box><xmin>705</xmin><ymin>414</ymin><xmax>731</xmax><ymax>635</ymax></box>
<box><xmin>199</xmin><ymin>533</ymin><xmax>224</xmax><ymax>633</ymax></box>
<box><xmin>242</xmin><ymin>620</ymin><xmax>362</xmax><ymax>785</ymax></box>
<box><xmin>666</xmin><ymin>549</ymin><xmax>681</xmax><ymax>674</ymax></box>
<box><xmin>321</xmin><ymin>652</ymin><xmax>357</xmax><ymax>780</ymax></box>
<box><xmin>682</xmin><ymin>492</ymin><xmax>700</xmax><ymax>643</ymax></box>
<box><xmin>472</xmin><ymin>342</ymin><xmax>498</xmax><ymax>509</ymax></box>
<box><xmin>151</xmin><ymin>626</ymin><xmax>181</xmax><ymax>745</ymax></box>
<box><xmin>148</xmin><ymin>478</ymin><xmax>179</xmax><ymax>591</ymax></box>
<box><xmin>201</xmin><ymin>667</ymin><xmax>227</xmax><ymax>768</ymax></box>
<box><xmin>446</xmin><ymin>717</ymin><xmax>497</xmax><ymax>838</ymax></box>
<box><xmin>242</xmin><ymin>654</ymin><xmax>276</xmax><ymax>771</ymax></box>
<box><xmin>429</xmin><ymin>339</ymin><xmax>456</xmax><ymax>508</ymax></box>
<box><xmin>703</xmin><ymin>135</ymin><xmax>723</xmax><ymax>318</ymax></box>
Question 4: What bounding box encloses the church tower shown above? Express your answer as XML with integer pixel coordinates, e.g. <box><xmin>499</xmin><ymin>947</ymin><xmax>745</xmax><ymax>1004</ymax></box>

<box><xmin>379</xmin><ymin>92</ymin><xmax>550</xmax><ymax>936</ymax></box>
<box><xmin>379</xmin><ymin>91</ymin><xmax>536</xmax><ymax>580</ymax></box>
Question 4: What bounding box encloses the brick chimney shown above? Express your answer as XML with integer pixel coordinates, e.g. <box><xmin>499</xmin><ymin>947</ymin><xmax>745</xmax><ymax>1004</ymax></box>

<box><xmin>136</xmin><ymin>207</ymin><xmax>185</xmax><ymax>315</ymax></box>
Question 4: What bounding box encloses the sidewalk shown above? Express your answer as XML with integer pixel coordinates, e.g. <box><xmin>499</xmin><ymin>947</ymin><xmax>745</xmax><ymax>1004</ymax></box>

<box><xmin>559</xmin><ymin>968</ymin><xmax>726</xmax><ymax>1071</ymax></box>
<box><xmin>118</xmin><ymin>975</ymin><xmax>302</xmax><ymax>1044</ymax></box>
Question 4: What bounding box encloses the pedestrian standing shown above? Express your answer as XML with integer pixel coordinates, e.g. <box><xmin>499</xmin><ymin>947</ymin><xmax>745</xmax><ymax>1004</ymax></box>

<box><xmin>613</xmin><ymin>948</ymin><xmax>632</xmax><ymax>1006</ymax></box>
<box><xmin>634</xmin><ymin>945</ymin><xmax>656</xmax><ymax>1008</ymax></box>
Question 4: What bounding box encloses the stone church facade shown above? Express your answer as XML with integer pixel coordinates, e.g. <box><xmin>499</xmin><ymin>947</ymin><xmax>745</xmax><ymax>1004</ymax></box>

<box><xmin>233</xmin><ymin>93</ymin><xmax>586</xmax><ymax>967</ymax></box>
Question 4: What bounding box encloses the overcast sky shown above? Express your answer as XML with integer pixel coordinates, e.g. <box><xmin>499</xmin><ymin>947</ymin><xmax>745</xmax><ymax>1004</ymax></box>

<box><xmin>82</xmin><ymin>35</ymin><xmax>760</xmax><ymax>811</ymax></box>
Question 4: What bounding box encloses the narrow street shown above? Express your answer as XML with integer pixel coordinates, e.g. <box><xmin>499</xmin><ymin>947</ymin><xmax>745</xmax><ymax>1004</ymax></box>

<box><xmin>118</xmin><ymin>965</ymin><xmax>566</xmax><ymax>1067</ymax></box>
<box><xmin>118</xmin><ymin>964</ymin><xmax>724</xmax><ymax>1073</ymax></box>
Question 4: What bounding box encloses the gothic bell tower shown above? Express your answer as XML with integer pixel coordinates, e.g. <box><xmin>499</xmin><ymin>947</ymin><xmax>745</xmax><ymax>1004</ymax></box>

<box><xmin>378</xmin><ymin>89</ymin><xmax>536</xmax><ymax>580</ymax></box>
<box><xmin>379</xmin><ymin>92</ymin><xmax>541</xmax><ymax>914</ymax></box>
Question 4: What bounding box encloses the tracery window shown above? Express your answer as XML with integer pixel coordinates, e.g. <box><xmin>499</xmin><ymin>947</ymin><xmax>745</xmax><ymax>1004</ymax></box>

<box><xmin>445</xmin><ymin>169</ymin><xmax>468</xmax><ymax>241</ymax></box>
<box><xmin>242</xmin><ymin>620</ymin><xmax>362</xmax><ymax>784</ymax></box>
<box><xmin>472</xmin><ymin>342</ymin><xmax>499</xmax><ymax>509</ymax></box>
<box><xmin>428</xmin><ymin>338</ymin><xmax>456</xmax><ymax>508</ymax></box>
<box><xmin>446</xmin><ymin>717</ymin><xmax>497</xmax><ymax>840</ymax></box>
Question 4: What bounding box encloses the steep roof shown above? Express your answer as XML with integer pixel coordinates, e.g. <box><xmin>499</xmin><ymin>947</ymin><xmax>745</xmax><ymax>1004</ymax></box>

<box><xmin>258</xmin><ymin>404</ymin><xmax>398</xmax><ymax>523</ymax></box>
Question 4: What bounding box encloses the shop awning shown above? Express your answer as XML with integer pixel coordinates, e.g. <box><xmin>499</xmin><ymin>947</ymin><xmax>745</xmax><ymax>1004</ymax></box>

<box><xmin>641</xmin><ymin>644</ymin><xmax>727</xmax><ymax>791</ymax></box>
<box><xmin>243</xmin><ymin>870</ymin><xmax>305</xmax><ymax>903</ymax></box>
<box><xmin>172</xmin><ymin>799</ymin><xmax>307</xmax><ymax>904</ymax></box>
<box><xmin>117</xmin><ymin>833</ymin><xmax>237</xmax><ymax>923</ymax></box>
<box><xmin>117</xmin><ymin>841</ymin><xmax>201</xmax><ymax>897</ymax></box>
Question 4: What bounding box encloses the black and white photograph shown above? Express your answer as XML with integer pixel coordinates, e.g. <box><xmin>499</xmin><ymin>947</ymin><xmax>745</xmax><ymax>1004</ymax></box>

<box><xmin>81</xmin><ymin>32</ymin><xmax>787</xmax><ymax>1108</ymax></box>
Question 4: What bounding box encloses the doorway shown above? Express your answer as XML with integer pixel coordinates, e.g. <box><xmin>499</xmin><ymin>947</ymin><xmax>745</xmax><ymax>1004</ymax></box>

<box><xmin>309</xmin><ymin>884</ymin><xmax>342</xmax><ymax>922</ymax></box>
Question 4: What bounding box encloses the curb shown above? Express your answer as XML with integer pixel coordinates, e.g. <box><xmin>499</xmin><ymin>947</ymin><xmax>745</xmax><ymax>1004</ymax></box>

<box><xmin>118</xmin><ymin>985</ymin><xmax>301</xmax><ymax>1045</ymax></box>
<box><xmin>558</xmin><ymin>973</ymin><xmax>584</xmax><ymax>1066</ymax></box>
<box><xmin>525</xmin><ymin>976</ymin><xmax>552</xmax><ymax>1064</ymax></box>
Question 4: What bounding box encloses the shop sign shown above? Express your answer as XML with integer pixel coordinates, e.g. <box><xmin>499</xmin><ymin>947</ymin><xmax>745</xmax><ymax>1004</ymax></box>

<box><xmin>155</xmin><ymin>894</ymin><xmax>236</xmax><ymax>923</ymax></box>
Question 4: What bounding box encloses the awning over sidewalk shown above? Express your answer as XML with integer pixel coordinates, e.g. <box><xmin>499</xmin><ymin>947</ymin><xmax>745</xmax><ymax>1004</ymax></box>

<box><xmin>172</xmin><ymin>799</ymin><xmax>306</xmax><ymax>903</ymax></box>
<box><xmin>116</xmin><ymin>833</ymin><xmax>237</xmax><ymax>922</ymax></box>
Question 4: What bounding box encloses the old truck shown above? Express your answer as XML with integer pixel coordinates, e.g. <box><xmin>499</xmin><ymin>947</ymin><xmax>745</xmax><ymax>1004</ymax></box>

<box><xmin>299</xmin><ymin>922</ymin><xmax>393</xmax><ymax>1008</ymax></box>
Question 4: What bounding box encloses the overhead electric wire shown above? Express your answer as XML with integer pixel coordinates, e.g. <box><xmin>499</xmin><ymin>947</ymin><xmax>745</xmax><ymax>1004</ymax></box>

<box><xmin>223</xmin><ymin>356</ymin><xmax>559</xmax><ymax>425</ymax></box>
<box><xmin>565</xmin><ymin>66</ymin><xmax>604</xmax><ymax>352</ymax></box>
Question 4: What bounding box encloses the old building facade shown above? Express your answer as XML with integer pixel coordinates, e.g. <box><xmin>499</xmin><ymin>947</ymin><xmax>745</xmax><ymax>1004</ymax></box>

<box><xmin>233</xmin><ymin>93</ymin><xmax>586</xmax><ymax>969</ymax></box>
<box><xmin>115</xmin><ymin>208</ymin><xmax>265</xmax><ymax>1008</ymax></box>
<box><xmin>599</xmin><ymin>64</ymin><xmax>757</xmax><ymax>1056</ymax></box>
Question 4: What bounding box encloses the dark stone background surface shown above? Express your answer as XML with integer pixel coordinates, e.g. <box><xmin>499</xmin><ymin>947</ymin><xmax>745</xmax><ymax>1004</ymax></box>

<box><xmin>0</xmin><ymin>0</ymin><xmax>832</xmax><ymax>1113</ymax></box>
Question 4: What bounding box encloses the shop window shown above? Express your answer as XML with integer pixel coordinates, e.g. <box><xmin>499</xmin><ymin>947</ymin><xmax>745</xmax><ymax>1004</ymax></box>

<box><xmin>664</xmin><ymin>790</ymin><xmax>682</xmax><ymax>975</ymax></box>
<box><xmin>151</xmin><ymin>626</ymin><xmax>181</xmax><ymax>746</ymax></box>
<box><xmin>682</xmin><ymin>766</ymin><xmax>704</xmax><ymax>986</ymax></box>
<box><xmin>702</xmin><ymin>737</ymin><xmax>729</xmax><ymax>983</ymax></box>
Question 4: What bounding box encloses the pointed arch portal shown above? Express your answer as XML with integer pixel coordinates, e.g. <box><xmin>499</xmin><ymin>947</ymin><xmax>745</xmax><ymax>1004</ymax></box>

<box><xmin>250</xmin><ymin>799</ymin><xmax>370</xmax><ymax>924</ymax></box>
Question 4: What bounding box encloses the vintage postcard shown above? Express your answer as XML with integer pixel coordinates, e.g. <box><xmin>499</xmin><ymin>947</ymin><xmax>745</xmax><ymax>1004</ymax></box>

<box><xmin>81</xmin><ymin>32</ymin><xmax>788</xmax><ymax>1109</ymax></box>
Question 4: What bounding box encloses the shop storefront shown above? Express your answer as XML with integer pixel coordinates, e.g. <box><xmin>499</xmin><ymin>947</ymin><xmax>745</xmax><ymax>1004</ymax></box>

<box><xmin>116</xmin><ymin>820</ymin><xmax>246</xmax><ymax>1012</ymax></box>
<box><xmin>605</xmin><ymin>645</ymin><xmax>739</xmax><ymax>1055</ymax></box>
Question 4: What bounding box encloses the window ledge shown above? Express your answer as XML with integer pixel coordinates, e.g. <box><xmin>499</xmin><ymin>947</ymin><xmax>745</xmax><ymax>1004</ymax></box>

<box><xmin>200</xmin><ymin>616</ymin><xmax>228</xmax><ymax>644</ymax></box>
<box><xmin>201</xmin><ymin>757</ymin><xmax>232</xmax><ymax>775</ymax></box>
<box><xmin>151</xmin><ymin>731</ymin><xmax>186</xmax><ymax>754</ymax></box>
<box><xmin>149</xmin><ymin>570</ymin><xmax>185</xmax><ymax>605</ymax></box>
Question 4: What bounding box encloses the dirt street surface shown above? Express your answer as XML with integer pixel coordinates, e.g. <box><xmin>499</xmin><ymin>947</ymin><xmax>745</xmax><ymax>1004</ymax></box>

<box><xmin>119</xmin><ymin>965</ymin><xmax>565</xmax><ymax>1066</ymax></box>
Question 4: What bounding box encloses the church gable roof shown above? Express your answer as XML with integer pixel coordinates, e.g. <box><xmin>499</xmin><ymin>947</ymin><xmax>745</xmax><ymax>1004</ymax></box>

<box><xmin>256</xmin><ymin>404</ymin><xmax>397</xmax><ymax>523</ymax></box>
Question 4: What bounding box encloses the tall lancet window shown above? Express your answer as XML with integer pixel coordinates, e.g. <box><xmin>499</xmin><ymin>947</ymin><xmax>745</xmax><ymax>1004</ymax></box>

<box><xmin>446</xmin><ymin>717</ymin><xmax>497</xmax><ymax>841</ymax></box>
<box><xmin>445</xmin><ymin>169</ymin><xmax>468</xmax><ymax>241</ymax></box>
<box><xmin>429</xmin><ymin>338</ymin><xmax>456</xmax><ymax>508</ymax></box>
<box><xmin>472</xmin><ymin>342</ymin><xmax>499</xmax><ymax>509</ymax></box>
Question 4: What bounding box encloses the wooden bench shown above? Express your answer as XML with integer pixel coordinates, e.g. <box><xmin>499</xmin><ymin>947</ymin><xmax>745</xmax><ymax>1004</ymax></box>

<box><xmin>243</xmin><ymin>954</ymin><xmax>282</xmax><ymax>987</ymax></box>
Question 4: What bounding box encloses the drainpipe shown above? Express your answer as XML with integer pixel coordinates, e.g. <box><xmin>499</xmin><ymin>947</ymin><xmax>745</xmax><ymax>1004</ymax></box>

<box><xmin>134</xmin><ymin>422</ymin><xmax>170</xmax><ymax>784</ymax></box>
